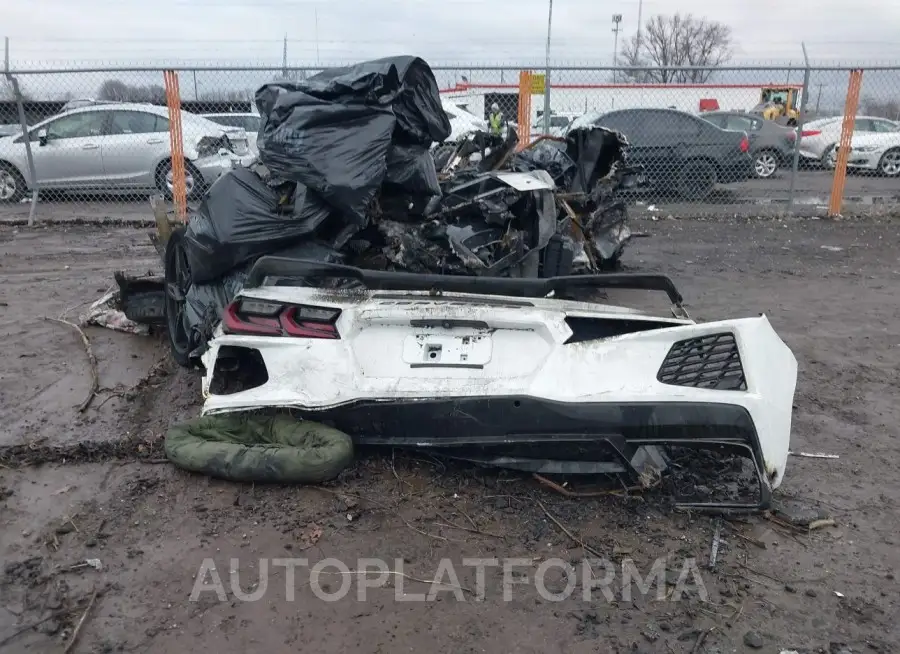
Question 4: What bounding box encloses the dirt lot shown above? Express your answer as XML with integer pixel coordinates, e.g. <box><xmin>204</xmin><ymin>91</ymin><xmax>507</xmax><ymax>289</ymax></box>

<box><xmin>1</xmin><ymin>217</ymin><xmax>899</xmax><ymax>653</ymax></box>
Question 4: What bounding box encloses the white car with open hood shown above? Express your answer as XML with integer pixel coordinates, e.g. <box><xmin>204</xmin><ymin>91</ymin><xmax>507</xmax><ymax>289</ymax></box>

<box><xmin>195</xmin><ymin>257</ymin><xmax>798</xmax><ymax>511</ymax></box>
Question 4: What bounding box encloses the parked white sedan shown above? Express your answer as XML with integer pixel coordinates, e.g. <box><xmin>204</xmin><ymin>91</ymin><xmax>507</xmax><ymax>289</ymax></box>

<box><xmin>202</xmin><ymin>113</ymin><xmax>261</xmax><ymax>155</ymax></box>
<box><xmin>829</xmin><ymin>131</ymin><xmax>900</xmax><ymax>177</ymax></box>
<box><xmin>798</xmin><ymin>115</ymin><xmax>900</xmax><ymax>165</ymax></box>
<box><xmin>0</xmin><ymin>103</ymin><xmax>253</xmax><ymax>203</ymax></box>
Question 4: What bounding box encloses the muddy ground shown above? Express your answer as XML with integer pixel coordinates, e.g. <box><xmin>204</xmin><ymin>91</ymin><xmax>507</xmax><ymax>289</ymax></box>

<box><xmin>1</xmin><ymin>217</ymin><xmax>898</xmax><ymax>653</ymax></box>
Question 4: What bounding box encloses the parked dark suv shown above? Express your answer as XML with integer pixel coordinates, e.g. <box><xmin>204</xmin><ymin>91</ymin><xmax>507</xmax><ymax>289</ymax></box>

<box><xmin>589</xmin><ymin>108</ymin><xmax>752</xmax><ymax>200</ymax></box>
<box><xmin>700</xmin><ymin>111</ymin><xmax>797</xmax><ymax>179</ymax></box>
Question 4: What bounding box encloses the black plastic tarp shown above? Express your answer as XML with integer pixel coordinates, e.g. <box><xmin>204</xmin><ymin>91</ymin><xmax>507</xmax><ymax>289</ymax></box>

<box><xmin>255</xmin><ymin>56</ymin><xmax>450</xmax><ymax>227</ymax></box>
<box><xmin>183</xmin><ymin>168</ymin><xmax>333</xmax><ymax>285</ymax></box>
<box><xmin>564</xmin><ymin>127</ymin><xmax>628</xmax><ymax>194</ymax></box>
<box><xmin>384</xmin><ymin>144</ymin><xmax>440</xmax><ymax>196</ymax></box>
<box><xmin>184</xmin><ymin>240</ymin><xmax>347</xmax><ymax>352</ymax></box>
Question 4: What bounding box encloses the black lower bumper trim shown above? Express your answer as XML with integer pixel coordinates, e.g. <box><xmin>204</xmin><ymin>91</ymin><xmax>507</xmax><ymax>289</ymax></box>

<box><xmin>300</xmin><ymin>397</ymin><xmax>773</xmax><ymax>511</ymax></box>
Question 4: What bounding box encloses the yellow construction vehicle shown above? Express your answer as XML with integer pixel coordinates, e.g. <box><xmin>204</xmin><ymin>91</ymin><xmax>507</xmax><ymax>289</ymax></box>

<box><xmin>750</xmin><ymin>87</ymin><xmax>801</xmax><ymax>126</ymax></box>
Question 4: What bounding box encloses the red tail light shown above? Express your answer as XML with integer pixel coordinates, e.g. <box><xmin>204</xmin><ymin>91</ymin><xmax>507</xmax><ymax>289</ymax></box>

<box><xmin>740</xmin><ymin>136</ymin><xmax>749</xmax><ymax>153</ymax></box>
<box><xmin>801</xmin><ymin>129</ymin><xmax>821</xmax><ymax>137</ymax></box>
<box><xmin>223</xmin><ymin>299</ymin><xmax>341</xmax><ymax>338</ymax></box>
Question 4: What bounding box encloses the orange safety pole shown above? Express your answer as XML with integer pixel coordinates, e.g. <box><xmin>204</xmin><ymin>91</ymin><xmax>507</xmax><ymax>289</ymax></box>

<box><xmin>163</xmin><ymin>70</ymin><xmax>188</xmax><ymax>222</ymax></box>
<box><xmin>827</xmin><ymin>69</ymin><xmax>863</xmax><ymax>218</ymax></box>
<box><xmin>517</xmin><ymin>70</ymin><xmax>532</xmax><ymax>150</ymax></box>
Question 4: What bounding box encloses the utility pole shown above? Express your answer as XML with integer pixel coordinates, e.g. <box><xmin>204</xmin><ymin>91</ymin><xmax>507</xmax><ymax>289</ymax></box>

<box><xmin>4</xmin><ymin>37</ymin><xmax>9</xmax><ymax>72</ymax></box>
<box><xmin>542</xmin><ymin>0</ymin><xmax>553</xmax><ymax>135</ymax></box>
<box><xmin>636</xmin><ymin>0</ymin><xmax>643</xmax><ymax>51</ymax></box>
<box><xmin>815</xmin><ymin>82</ymin><xmax>825</xmax><ymax>116</ymax></box>
<box><xmin>282</xmin><ymin>34</ymin><xmax>288</xmax><ymax>79</ymax></box>
<box><xmin>192</xmin><ymin>70</ymin><xmax>199</xmax><ymax>101</ymax></box>
<box><xmin>612</xmin><ymin>14</ymin><xmax>622</xmax><ymax>83</ymax></box>
<box><xmin>314</xmin><ymin>9</ymin><xmax>320</xmax><ymax>66</ymax></box>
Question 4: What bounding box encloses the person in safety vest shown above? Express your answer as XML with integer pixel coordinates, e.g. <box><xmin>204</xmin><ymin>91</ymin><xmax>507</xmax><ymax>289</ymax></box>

<box><xmin>488</xmin><ymin>102</ymin><xmax>503</xmax><ymax>136</ymax></box>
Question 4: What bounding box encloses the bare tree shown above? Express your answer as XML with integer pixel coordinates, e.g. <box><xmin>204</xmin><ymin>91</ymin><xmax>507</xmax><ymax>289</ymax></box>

<box><xmin>97</xmin><ymin>79</ymin><xmax>165</xmax><ymax>104</ymax></box>
<box><xmin>618</xmin><ymin>14</ymin><xmax>733</xmax><ymax>83</ymax></box>
<box><xmin>862</xmin><ymin>97</ymin><xmax>900</xmax><ymax>120</ymax></box>
<box><xmin>199</xmin><ymin>89</ymin><xmax>254</xmax><ymax>102</ymax></box>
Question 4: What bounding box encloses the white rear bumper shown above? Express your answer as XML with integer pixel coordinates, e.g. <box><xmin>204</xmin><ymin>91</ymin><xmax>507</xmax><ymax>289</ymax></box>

<box><xmin>201</xmin><ymin>314</ymin><xmax>797</xmax><ymax>489</ymax></box>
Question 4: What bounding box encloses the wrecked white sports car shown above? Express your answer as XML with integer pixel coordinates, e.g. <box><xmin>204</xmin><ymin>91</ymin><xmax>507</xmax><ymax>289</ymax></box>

<box><xmin>111</xmin><ymin>56</ymin><xmax>797</xmax><ymax>509</ymax></box>
<box><xmin>199</xmin><ymin>257</ymin><xmax>797</xmax><ymax>511</ymax></box>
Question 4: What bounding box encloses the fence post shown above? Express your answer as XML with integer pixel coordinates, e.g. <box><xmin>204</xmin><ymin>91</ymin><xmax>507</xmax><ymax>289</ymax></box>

<box><xmin>4</xmin><ymin>73</ymin><xmax>38</xmax><ymax>226</ymax></box>
<box><xmin>163</xmin><ymin>70</ymin><xmax>188</xmax><ymax>222</ymax></box>
<box><xmin>827</xmin><ymin>69</ymin><xmax>863</xmax><ymax>218</ymax></box>
<box><xmin>542</xmin><ymin>0</ymin><xmax>553</xmax><ymax>136</ymax></box>
<box><xmin>517</xmin><ymin>71</ymin><xmax>532</xmax><ymax>149</ymax></box>
<box><xmin>787</xmin><ymin>43</ymin><xmax>811</xmax><ymax>213</ymax></box>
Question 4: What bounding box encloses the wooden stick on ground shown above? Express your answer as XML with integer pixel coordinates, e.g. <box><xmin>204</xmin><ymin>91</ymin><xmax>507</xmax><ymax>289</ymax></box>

<box><xmin>0</xmin><ymin>608</ymin><xmax>74</xmax><ymax>649</ymax></box>
<box><xmin>64</xmin><ymin>589</ymin><xmax>98</xmax><ymax>654</ymax></box>
<box><xmin>536</xmin><ymin>499</ymin><xmax>604</xmax><ymax>559</ymax></box>
<box><xmin>434</xmin><ymin>512</ymin><xmax>504</xmax><ymax>539</ymax></box>
<box><xmin>690</xmin><ymin>627</ymin><xmax>715</xmax><ymax>654</ymax></box>
<box><xmin>318</xmin><ymin>570</ymin><xmax>473</xmax><ymax>595</ymax></box>
<box><xmin>44</xmin><ymin>317</ymin><xmax>98</xmax><ymax>412</ymax></box>
<box><xmin>314</xmin><ymin>487</ymin><xmax>449</xmax><ymax>543</ymax></box>
<box><xmin>533</xmin><ymin>473</ymin><xmax>653</xmax><ymax>498</ymax></box>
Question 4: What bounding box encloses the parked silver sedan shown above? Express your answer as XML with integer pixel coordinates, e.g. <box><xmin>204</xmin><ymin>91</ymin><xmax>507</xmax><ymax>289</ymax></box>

<box><xmin>0</xmin><ymin>103</ymin><xmax>253</xmax><ymax>203</ymax></box>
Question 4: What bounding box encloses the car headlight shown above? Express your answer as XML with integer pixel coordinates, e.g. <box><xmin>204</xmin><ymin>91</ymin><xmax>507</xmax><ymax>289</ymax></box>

<box><xmin>853</xmin><ymin>145</ymin><xmax>879</xmax><ymax>153</ymax></box>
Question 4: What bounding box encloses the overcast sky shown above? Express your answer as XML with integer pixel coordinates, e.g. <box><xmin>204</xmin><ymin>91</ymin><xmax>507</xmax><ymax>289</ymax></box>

<box><xmin>5</xmin><ymin>0</ymin><xmax>900</xmax><ymax>67</ymax></box>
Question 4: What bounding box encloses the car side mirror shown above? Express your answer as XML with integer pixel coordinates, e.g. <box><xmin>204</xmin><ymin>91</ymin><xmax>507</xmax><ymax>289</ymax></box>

<box><xmin>37</xmin><ymin>128</ymin><xmax>49</xmax><ymax>146</ymax></box>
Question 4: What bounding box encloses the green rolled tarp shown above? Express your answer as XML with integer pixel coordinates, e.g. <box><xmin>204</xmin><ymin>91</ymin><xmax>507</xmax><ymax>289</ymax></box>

<box><xmin>165</xmin><ymin>413</ymin><xmax>354</xmax><ymax>484</ymax></box>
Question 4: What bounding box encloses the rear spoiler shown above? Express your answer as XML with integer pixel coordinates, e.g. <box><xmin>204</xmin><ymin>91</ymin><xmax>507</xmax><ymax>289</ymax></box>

<box><xmin>243</xmin><ymin>257</ymin><xmax>686</xmax><ymax>309</ymax></box>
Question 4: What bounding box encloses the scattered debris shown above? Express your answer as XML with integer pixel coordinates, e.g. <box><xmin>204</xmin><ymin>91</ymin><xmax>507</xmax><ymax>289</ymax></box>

<box><xmin>820</xmin><ymin>245</ymin><xmax>844</xmax><ymax>252</ymax></box>
<box><xmin>64</xmin><ymin>589</ymin><xmax>99</xmax><ymax>654</ymax></box>
<box><xmin>316</xmin><ymin>569</ymin><xmax>473</xmax><ymax>596</ymax></box>
<box><xmin>0</xmin><ymin>609</ymin><xmax>74</xmax><ymax>649</ymax></box>
<box><xmin>771</xmin><ymin>498</ymin><xmax>831</xmax><ymax>528</ymax></box>
<box><xmin>709</xmin><ymin>519</ymin><xmax>722</xmax><ymax>569</ymax></box>
<box><xmin>79</xmin><ymin>289</ymin><xmax>149</xmax><ymax>335</ymax></box>
<box><xmin>743</xmin><ymin>630</ymin><xmax>765</xmax><ymax>649</ymax></box>
<box><xmin>536</xmin><ymin>499</ymin><xmax>603</xmax><ymax>559</ymax></box>
<box><xmin>691</xmin><ymin>627</ymin><xmax>715</xmax><ymax>654</ymax></box>
<box><xmin>298</xmin><ymin>524</ymin><xmax>323</xmax><ymax>550</ymax></box>
<box><xmin>789</xmin><ymin>451</ymin><xmax>839</xmax><ymax>459</ymax></box>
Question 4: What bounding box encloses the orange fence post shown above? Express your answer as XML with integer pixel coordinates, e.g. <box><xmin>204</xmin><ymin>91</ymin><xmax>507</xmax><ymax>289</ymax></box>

<box><xmin>517</xmin><ymin>71</ymin><xmax>532</xmax><ymax>150</ymax></box>
<box><xmin>827</xmin><ymin>69</ymin><xmax>863</xmax><ymax>218</ymax></box>
<box><xmin>163</xmin><ymin>70</ymin><xmax>188</xmax><ymax>222</ymax></box>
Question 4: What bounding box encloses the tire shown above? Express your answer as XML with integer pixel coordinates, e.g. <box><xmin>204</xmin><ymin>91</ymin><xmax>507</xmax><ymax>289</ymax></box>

<box><xmin>164</xmin><ymin>413</ymin><xmax>354</xmax><ymax>484</ymax></box>
<box><xmin>164</xmin><ymin>228</ymin><xmax>195</xmax><ymax>367</ymax></box>
<box><xmin>0</xmin><ymin>162</ymin><xmax>27</xmax><ymax>203</ymax></box>
<box><xmin>752</xmin><ymin>150</ymin><xmax>779</xmax><ymax>179</ymax></box>
<box><xmin>156</xmin><ymin>159</ymin><xmax>204</xmax><ymax>201</ymax></box>
<box><xmin>822</xmin><ymin>144</ymin><xmax>837</xmax><ymax>169</ymax></box>
<box><xmin>677</xmin><ymin>159</ymin><xmax>717</xmax><ymax>201</ymax></box>
<box><xmin>878</xmin><ymin>148</ymin><xmax>900</xmax><ymax>178</ymax></box>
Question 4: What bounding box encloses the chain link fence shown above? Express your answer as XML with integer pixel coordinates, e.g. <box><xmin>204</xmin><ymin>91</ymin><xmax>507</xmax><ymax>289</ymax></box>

<box><xmin>2</xmin><ymin>64</ymin><xmax>899</xmax><ymax>223</ymax></box>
